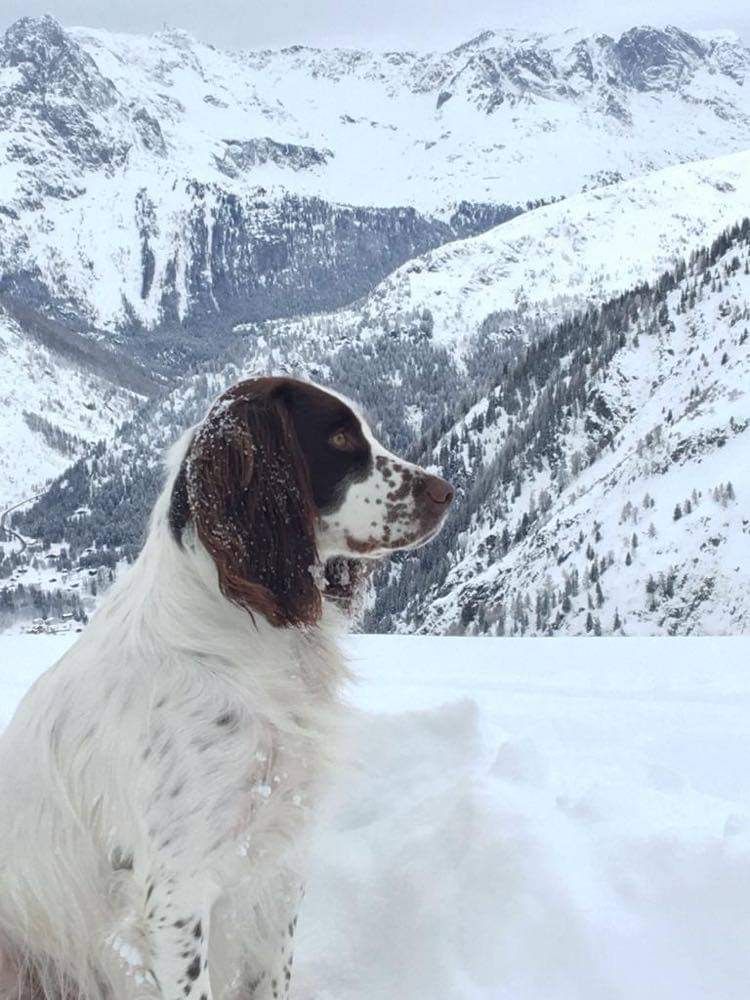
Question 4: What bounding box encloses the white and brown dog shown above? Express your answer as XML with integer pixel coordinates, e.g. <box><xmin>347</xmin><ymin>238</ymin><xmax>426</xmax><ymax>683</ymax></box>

<box><xmin>0</xmin><ymin>377</ymin><xmax>453</xmax><ymax>1000</ymax></box>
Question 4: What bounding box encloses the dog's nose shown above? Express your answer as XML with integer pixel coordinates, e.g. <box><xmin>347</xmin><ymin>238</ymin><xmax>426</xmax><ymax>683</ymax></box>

<box><xmin>423</xmin><ymin>475</ymin><xmax>454</xmax><ymax>508</ymax></box>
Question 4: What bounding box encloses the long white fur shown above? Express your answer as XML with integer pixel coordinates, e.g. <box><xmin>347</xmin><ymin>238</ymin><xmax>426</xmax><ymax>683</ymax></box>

<box><xmin>0</xmin><ymin>427</ymin><xmax>349</xmax><ymax>1000</ymax></box>
<box><xmin>0</xmin><ymin>385</ymin><xmax>443</xmax><ymax>1000</ymax></box>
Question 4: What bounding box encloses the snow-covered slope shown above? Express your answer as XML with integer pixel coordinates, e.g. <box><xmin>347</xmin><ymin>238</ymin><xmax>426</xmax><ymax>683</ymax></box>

<box><xmin>0</xmin><ymin>308</ymin><xmax>144</xmax><ymax>509</ymax></box>
<box><xmin>268</xmin><ymin>149</ymin><xmax>750</xmax><ymax>346</ymax></box>
<box><xmin>2</xmin><ymin>17</ymin><xmax>750</xmax><ymax>334</ymax></box>
<box><xmin>6</xmin><ymin>222</ymin><xmax>750</xmax><ymax>636</ymax></box>
<box><xmin>376</xmin><ymin>223</ymin><xmax>750</xmax><ymax>636</ymax></box>
<box><xmin>4</xmin><ymin>633</ymin><xmax>750</xmax><ymax>999</ymax></box>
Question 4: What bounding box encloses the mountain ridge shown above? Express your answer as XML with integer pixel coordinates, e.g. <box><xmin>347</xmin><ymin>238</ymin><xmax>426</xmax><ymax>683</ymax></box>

<box><xmin>3</xmin><ymin>16</ymin><xmax>750</xmax><ymax>341</ymax></box>
<box><xmin>2</xmin><ymin>16</ymin><xmax>750</xmax><ymax>633</ymax></box>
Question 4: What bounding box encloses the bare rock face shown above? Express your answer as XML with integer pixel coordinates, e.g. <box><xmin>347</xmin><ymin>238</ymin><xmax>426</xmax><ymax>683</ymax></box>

<box><xmin>612</xmin><ymin>26</ymin><xmax>707</xmax><ymax>91</ymax></box>
<box><xmin>216</xmin><ymin>138</ymin><xmax>333</xmax><ymax>176</ymax></box>
<box><xmin>136</xmin><ymin>184</ymin><xmax>455</xmax><ymax>360</ymax></box>
<box><xmin>0</xmin><ymin>15</ymin><xmax>126</xmax><ymax>174</ymax></box>
<box><xmin>0</xmin><ymin>15</ymin><xmax>117</xmax><ymax>107</ymax></box>
<box><xmin>442</xmin><ymin>25</ymin><xmax>750</xmax><ymax>112</ymax></box>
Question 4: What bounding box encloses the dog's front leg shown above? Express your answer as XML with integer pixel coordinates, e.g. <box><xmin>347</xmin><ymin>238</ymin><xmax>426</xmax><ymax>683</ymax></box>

<box><xmin>210</xmin><ymin>878</ymin><xmax>303</xmax><ymax>1000</ymax></box>
<box><xmin>241</xmin><ymin>917</ymin><xmax>298</xmax><ymax>1000</ymax></box>
<box><xmin>254</xmin><ymin>890</ymin><xmax>303</xmax><ymax>1000</ymax></box>
<box><xmin>144</xmin><ymin>875</ymin><xmax>216</xmax><ymax>1000</ymax></box>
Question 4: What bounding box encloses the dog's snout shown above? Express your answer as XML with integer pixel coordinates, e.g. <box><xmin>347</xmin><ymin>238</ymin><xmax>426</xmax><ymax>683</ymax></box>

<box><xmin>422</xmin><ymin>474</ymin><xmax>454</xmax><ymax>508</ymax></box>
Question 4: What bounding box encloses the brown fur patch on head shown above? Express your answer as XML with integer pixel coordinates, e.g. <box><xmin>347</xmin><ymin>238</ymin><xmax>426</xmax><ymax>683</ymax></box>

<box><xmin>173</xmin><ymin>379</ymin><xmax>321</xmax><ymax>628</ymax></box>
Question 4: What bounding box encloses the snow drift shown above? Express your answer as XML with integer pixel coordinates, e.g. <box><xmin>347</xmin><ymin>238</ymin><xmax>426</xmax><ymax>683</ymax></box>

<box><xmin>2</xmin><ymin>633</ymin><xmax>749</xmax><ymax>999</ymax></box>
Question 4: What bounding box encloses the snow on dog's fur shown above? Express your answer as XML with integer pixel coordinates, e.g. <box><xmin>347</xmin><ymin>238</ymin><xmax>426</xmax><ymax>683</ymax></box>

<box><xmin>0</xmin><ymin>377</ymin><xmax>453</xmax><ymax>1000</ymax></box>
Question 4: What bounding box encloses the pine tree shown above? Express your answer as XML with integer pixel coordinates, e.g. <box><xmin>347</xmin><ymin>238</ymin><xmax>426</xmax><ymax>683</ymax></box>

<box><xmin>500</xmin><ymin>526</ymin><xmax>511</xmax><ymax>552</ymax></box>
<box><xmin>673</xmin><ymin>503</ymin><xmax>683</xmax><ymax>521</ymax></box>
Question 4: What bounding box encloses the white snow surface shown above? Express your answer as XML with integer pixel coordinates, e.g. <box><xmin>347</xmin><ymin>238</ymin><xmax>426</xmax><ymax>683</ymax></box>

<box><xmin>2</xmin><ymin>632</ymin><xmax>750</xmax><ymax>999</ymax></box>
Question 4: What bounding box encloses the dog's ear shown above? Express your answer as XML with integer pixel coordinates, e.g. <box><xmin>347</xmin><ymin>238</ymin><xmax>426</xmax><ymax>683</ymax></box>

<box><xmin>178</xmin><ymin>388</ymin><xmax>321</xmax><ymax>628</ymax></box>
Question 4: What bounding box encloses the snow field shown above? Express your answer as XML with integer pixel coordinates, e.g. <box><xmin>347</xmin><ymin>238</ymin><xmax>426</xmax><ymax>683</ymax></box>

<box><xmin>2</xmin><ymin>634</ymin><xmax>750</xmax><ymax>998</ymax></box>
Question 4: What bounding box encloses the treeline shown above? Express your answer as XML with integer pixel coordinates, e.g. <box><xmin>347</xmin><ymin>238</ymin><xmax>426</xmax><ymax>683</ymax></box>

<box><xmin>365</xmin><ymin>217</ymin><xmax>750</xmax><ymax>631</ymax></box>
<box><xmin>0</xmin><ymin>583</ymin><xmax>87</xmax><ymax>631</ymax></box>
<box><xmin>23</xmin><ymin>411</ymin><xmax>86</xmax><ymax>458</ymax></box>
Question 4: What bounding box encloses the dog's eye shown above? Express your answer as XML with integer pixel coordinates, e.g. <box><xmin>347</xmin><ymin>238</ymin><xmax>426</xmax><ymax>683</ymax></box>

<box><xmin>330</xmin><ymin>429</ymin><xmax>355</xmax><ymax>450</ymax></box>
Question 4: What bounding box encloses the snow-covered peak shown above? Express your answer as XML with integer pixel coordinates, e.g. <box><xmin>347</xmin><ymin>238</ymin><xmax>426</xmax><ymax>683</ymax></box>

<box><xmin>1</xmin><ymin>18</ymin><xmax>749</xmax><ymax>214</ymax></box>
<box><xmin>0</xmin><ymin>16</ymin><xmax>119</xmax><ymax>123</ymax></box>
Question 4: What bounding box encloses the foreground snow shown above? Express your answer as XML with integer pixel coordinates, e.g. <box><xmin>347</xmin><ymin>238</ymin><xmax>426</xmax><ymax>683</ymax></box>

<box><xmin>2</xmin><ymin>634</ymin><xmax>750</xmax><ymax>998</ymax></box>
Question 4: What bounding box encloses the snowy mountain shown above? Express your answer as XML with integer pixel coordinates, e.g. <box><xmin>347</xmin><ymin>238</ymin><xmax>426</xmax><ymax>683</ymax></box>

<box><xmin>2</xmin><ymin>17</ymin><xmax>750</xmax><ymax>340</ymax></box>
<box><xmin>3</xmin><ymin>15</ymin><xmax>750</xmax><ymax>634</ymax></box>
<box><xmin>5</xmin><ymin>220</ymin><xmax>750</xmax><ymax>635</ymax></box>
<box><xmin>73</xmin><ymin>21</ymin><xmax>750</xmax><ymax>214</ymax></box>
<box><xmin>371</xmin><ymin>222</ymin><xmax>750</xmax><ymax>636</ymax></box>
<box><xmin>259</xmin><ymin>149</ymin><xmax>750</xmax><ymax>348</ymax></box>
<box><xmin>0</xmin><ymin>15</ymin><xmax>508</xmax><ymax>346</ymax></box>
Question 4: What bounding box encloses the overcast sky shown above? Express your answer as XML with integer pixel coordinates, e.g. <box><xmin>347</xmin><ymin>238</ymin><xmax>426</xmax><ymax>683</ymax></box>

<box><xmin>1</xmin><ymin>0</ymin><xmax>747</xmax><ymax>51</ymax></box>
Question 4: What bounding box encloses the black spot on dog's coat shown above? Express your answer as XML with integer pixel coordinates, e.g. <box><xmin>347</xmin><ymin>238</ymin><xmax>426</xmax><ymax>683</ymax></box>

<box><xmin>111</xmin><ymin>847</ymin><xmax>133</xmax><ymax>871</ymax></box>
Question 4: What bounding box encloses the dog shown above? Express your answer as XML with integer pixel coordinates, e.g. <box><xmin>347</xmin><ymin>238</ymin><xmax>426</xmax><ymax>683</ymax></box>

<box><xmin>0</xmin><ymin>377</ymin><xmax>453</xmax><ymax>1000</ymax></box>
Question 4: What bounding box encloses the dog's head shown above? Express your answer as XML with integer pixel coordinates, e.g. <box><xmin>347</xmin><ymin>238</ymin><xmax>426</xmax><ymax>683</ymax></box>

<box><xmin>168</xmin><ymin>377</ymin><xmax>453</xmax><ymax>627</ymax></box>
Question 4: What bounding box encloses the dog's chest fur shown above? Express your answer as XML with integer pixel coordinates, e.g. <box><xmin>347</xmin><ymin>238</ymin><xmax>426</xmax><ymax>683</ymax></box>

<box><xmin>112</xmin><ymin>620</ymin><xmax>348</xmax><ymax>884</ymax></box>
